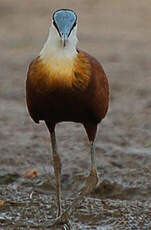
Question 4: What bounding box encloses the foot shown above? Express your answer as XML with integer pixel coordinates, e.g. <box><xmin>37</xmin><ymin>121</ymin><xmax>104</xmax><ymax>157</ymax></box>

<box><xmin>80</xmin><ymin>166</ymin><xmax>99</xmax><ymax>195</ymax></box>
<box><xmin>48</xmin><ymin>168</ymin><xmax>99</xmax><ymax>228</ymax></box>
<box><xmin>48</xmin><ymin>210</ymin><xmax>72</xmax><ymax>229</ymax></box>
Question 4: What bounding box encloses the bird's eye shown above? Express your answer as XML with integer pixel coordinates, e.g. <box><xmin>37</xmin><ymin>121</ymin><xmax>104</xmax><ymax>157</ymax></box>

<box><xmin>53</xmin><ymin>19</ymin><xmax>61</xmax><ymax>36</ymax></box>
<box><xmin>53</xmin><ymin>19</ymin><xmax>57</xmax><ymax>27</ymax></box>
<box><xmin>72</xmin><ymin>21</ymin><xmax>76</xmax><ymax>28</ymax></box>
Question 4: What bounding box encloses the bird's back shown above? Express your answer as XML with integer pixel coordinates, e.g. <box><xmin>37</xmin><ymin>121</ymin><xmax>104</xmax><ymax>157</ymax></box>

<box><xmin>26</xmin><ymin>50</ymin><xmax>109</xmax><ymax>125</ymax></box>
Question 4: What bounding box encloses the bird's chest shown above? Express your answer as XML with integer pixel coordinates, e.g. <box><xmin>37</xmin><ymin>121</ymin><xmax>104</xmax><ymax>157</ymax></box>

<box><xmin>27</xmin><ymin>54</ymin><xmax>92</xmax><ymax>122</ymax></box>
<box><xmin>33</xmin><ymin>63</ymin><xmax>73</xmax><ymax>93</ymax></box>
<box><xmin>30</xmin><ymin>56</ymin><xmax>90</xmax><ymax>95</ymax></box>
<box><xmin>30</xmin><ymin>77</ymin><xmax>87</xmax><ymax>122</ymax></box>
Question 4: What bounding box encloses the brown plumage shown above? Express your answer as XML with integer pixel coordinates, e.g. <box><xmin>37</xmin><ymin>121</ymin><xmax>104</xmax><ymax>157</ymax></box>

<box><xmin>26</xmin><ymin>50</ymin><xmax>108</xmax><ymax>130</ymax></box>
<box><xmin>26</xmin><ymin>9</ymin><xmax>109</xmax><ymax>224</ymax></box>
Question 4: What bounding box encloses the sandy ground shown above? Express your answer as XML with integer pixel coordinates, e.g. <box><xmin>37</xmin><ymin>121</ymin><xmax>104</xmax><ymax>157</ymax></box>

<box><xmin>0</xmin><ymin>0</ymin><xmax>151</xmax><ymax>229</ymax></box>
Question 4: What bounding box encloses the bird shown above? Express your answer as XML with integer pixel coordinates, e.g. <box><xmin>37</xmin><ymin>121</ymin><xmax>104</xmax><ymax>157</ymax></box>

<box><xmin>26</xmin><ymin>8</ymin><xmax>109</xmax><ymax>223</ymax></box>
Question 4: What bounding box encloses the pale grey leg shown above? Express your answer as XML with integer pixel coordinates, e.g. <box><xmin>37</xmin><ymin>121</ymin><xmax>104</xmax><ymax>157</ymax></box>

<box><xmin>81</xmin><ymin>141</ymin><xmax>98</xmax><ymax>195</ymax></box>
<box><xmin>50</xmin><ymin>130</ymin><xmax>62</xmax><ymax>217</ymax></box>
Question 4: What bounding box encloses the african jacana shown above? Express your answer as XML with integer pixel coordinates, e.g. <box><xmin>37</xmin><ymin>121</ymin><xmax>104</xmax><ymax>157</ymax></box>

<box><xmin>26</xmin><ymin>9</ymin><xmax>109</xmax><ymax>223</ymax></box>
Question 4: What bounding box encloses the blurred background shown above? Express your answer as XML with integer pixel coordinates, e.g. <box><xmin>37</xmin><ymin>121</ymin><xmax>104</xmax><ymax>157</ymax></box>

<box><xmin>0</xmin><ymin>0</ymin><xmax>151</xmax><ymax>229</ymax></box>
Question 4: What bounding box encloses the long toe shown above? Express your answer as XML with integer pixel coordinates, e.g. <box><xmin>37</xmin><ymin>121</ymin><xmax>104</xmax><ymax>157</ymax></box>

<box><xmin>49</xmin><ymin>210</ymin><xmax>71</xmax><ymax>228</ymax></box>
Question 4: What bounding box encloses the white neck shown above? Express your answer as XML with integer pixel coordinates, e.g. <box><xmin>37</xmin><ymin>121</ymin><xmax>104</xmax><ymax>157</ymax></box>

<box><xmin>40</xmin><ymin>23</ymin><xmax>78</xmax><ymax>60</ymax></box>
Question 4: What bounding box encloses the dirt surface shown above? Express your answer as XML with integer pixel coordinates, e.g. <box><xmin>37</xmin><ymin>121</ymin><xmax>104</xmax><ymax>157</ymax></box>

<box><xmin>0</xmin><ymin>0</ymin><xmax>151</xmax><ymax>229</ymax></box>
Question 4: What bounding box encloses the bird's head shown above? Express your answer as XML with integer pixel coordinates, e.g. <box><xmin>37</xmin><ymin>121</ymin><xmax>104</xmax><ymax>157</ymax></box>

<box><xmin>40</xmin><ymin>9</ymin><xmax>78</xmax><ymax>60</ymax></box>
<box><xmin>52</xmin><ymin>9</ymin><xmax>77</xmax><ymax>48</ymax></box>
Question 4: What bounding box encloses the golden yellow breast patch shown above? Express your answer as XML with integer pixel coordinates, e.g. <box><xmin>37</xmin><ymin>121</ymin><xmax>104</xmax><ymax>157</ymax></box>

<box><xmin>30</xmin><ymin>51</ymin><xmax>91</xmax><ymax>93</ymax></box>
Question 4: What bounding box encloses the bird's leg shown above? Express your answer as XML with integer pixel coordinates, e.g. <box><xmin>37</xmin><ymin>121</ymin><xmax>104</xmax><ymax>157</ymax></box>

<box><xmin>47</xmin><ymin>122</ymin><xmax>98</xmax><ymax>227</ymax></box>
<box><xmin>62</xmin><ymin>125</ymin><xmax>98</xmax><ymax>214</ymax></box>
<box><xmin>45</xmin><ymin>122</ymin><xmax>70</xmax><ymax>227</ymax></box>
<box><xmin>45</xmin><ymin>121</ymin><xmax>70</xmax><ymax>227</ymax></box>
<box><xmin>48</xmin><ymin>130</ymin><xmax>71</xmax><ymax>227</ymax></box>
<box><xmin>50</xmin><ymin>130</ymin><xmax>62</xmax><ymax>217</ymax></box>
<box><xmin>56</xmin><ymin>142</ymin><xmax>99</xmax><ymax>220</ymax></box>
<box><xmin>79</xmin><ymin>123</ymin><xmax>98</xmax><ymax>195</ymax></box>
<box><xmin>81</xmin><ymin>141</ymin><xmax>98</xmax><ymax>195</ymax></box>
